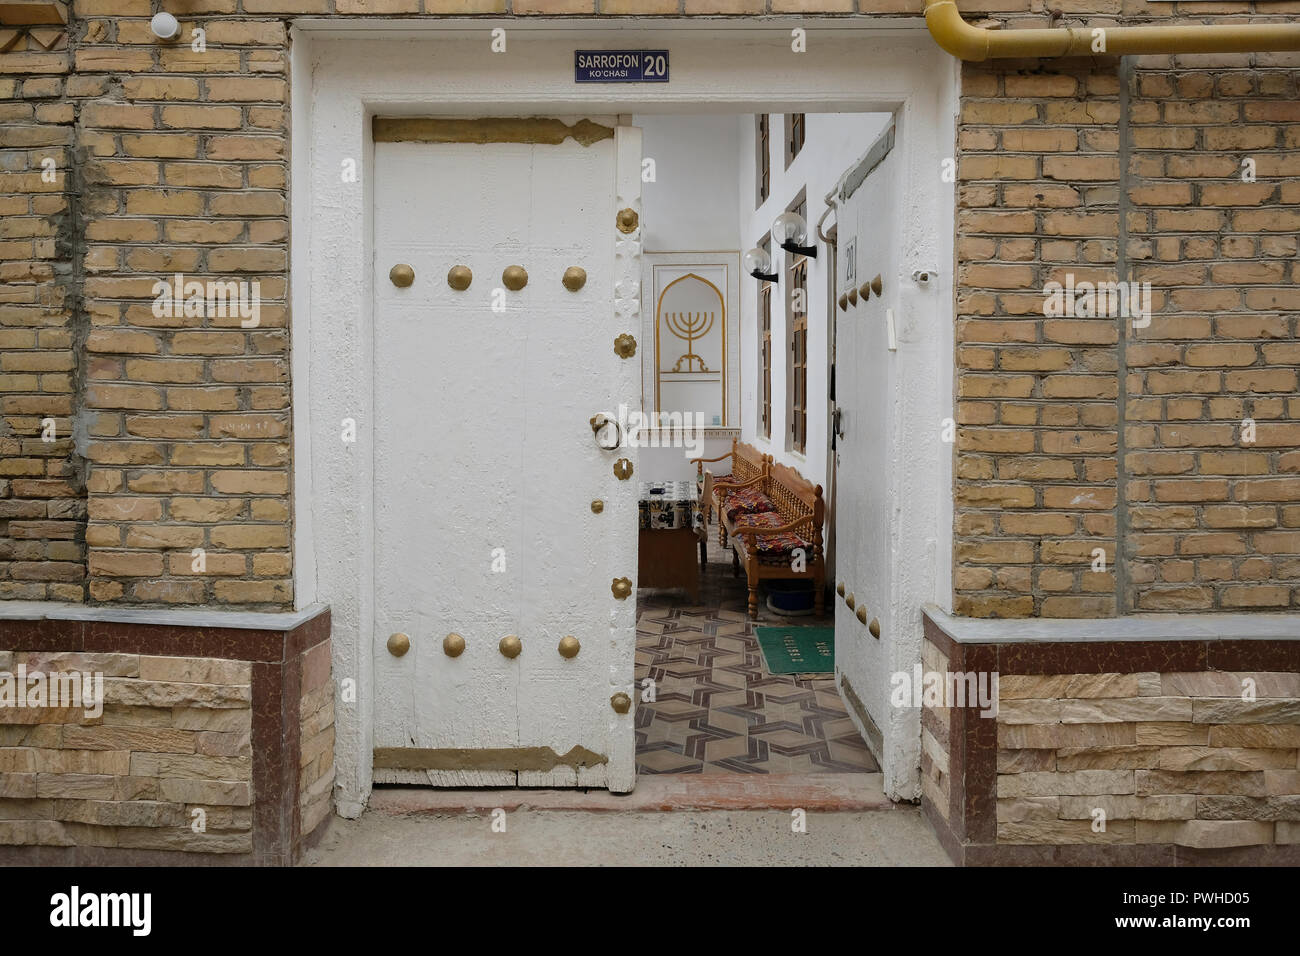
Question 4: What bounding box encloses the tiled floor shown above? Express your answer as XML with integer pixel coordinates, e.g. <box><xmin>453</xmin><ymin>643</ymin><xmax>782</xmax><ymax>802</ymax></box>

<box><xmin>635</xmin><ymin>536</ymin><xmax>878</xmax><ymax>776</ymax></box>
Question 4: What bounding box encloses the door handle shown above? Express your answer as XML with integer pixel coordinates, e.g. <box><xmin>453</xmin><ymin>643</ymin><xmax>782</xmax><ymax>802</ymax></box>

<box><xmin>590</xmin><ymin>414</ymin><xmax>622</xmax><ymax>450</ymax></box>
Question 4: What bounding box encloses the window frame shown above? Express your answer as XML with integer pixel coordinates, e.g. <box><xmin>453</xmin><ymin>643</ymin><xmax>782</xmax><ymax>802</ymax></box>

<box><xmin>784</xmin><ymin>112</ymin><xmax>806</xmax><ymax>169</ymax></box>
<box><xmin>785</xmin><ymin>197</ymin><xmax>808</xmax><ymax>455</ymax></box>
<box><xmin>789</xmin><ymin>256</ymin><xmax>808</xmax><ymax>454</ymax></box>
<box><xmin>760</xmin><ymin>238</ymin><xmax>772</xmax><ymax>440</ymax></box>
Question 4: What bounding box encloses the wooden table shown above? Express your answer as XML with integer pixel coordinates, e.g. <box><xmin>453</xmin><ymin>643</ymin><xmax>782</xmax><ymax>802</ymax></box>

<box><xmin>637</xmin><ymin>481</ymin><xmax>703</xmax><ymax>601</ymax></box>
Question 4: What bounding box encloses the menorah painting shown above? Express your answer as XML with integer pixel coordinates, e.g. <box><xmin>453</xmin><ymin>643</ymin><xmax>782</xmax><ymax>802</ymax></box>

<box><xmin>654</xmin><ymin>269</ymin><xmax>728</xmax><ymax>427</ymax></box>
<box><xmin>667</xmin><ymin>310</ymin><xmax>715</xmax><ymax>373</ymax></box>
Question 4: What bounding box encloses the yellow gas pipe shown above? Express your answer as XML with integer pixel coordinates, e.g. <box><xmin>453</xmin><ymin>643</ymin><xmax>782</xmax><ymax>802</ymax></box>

<box><xmin>925</xmin><ymin>0</ymin><xmax>1300</xmax><ymax>60</ymax></box>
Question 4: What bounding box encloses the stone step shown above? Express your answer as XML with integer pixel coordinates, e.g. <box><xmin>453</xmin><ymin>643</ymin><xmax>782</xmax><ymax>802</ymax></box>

<box><xmin>368</xmin><ymin>772</ymin><xmax>894</xmax><ymax>814</ymax></box>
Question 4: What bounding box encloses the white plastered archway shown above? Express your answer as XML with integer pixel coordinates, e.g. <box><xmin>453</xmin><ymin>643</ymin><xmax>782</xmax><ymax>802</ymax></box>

<box><xmin>289</xmin><ymin>18</ymin><xmax>959</xmax><ymax>815</ymax></box>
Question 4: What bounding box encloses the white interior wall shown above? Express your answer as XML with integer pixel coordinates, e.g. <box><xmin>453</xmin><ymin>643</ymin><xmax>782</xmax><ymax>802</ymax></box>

<box><xmin>639</xmin><ymin>111</ymin><xmax>897</xmax><ymax>486</ymax></box>
<box><xmin>737</xmin><ymin>112</ymin><xmax>892</xmax><ymax>490</ymax></box>
<box><xmin>634</xmin><ymin>114</ymin><xmax>740</xmax><ymax>254</ymax></box>
<box><xmin>638</xmin><ymin>443</ymin><xmax>727</xmax><ymax>483</ymax></box>
<box><xmin>634</xmin><ymin>114</ymin><xmax>741</xmax><ymax>482</ymax></box>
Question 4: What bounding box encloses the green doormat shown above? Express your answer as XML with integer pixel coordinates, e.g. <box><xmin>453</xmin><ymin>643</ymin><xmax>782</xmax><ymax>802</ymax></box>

<box><xmin>754</xmin><ymin>626</ymin><xmax>835</xmax><ymax>676</ymax></box>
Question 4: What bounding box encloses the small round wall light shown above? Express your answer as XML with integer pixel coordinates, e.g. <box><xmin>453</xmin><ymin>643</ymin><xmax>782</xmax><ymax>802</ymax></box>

<box><xmin>743</xmin><ymin>247</ymin><xmax>778</xmax><ymax>283</ymax></box>
<box><xmin>150</xmin><ymin>12</ymin><xmax>180</xmax><ymax>39</ymax></box>
<box><xmin>772</xmin><ymin>211</ymin><xmax>818</xmax><ymax>258</ymax></box>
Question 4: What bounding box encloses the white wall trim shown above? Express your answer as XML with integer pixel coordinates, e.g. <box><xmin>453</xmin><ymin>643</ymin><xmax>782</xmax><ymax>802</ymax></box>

<box><xmin>925</xmin><ymin>605</ymin><xmax>1300</xmax><ymax>644</ymax></box>
<box><xmin>289</xmin><ymin>25</ymin><xmax>316</xmax><ymax>611</ymax></box>
<box><xmin>0</xmin><ymin>600</ymin><xmax>328</xmax><ymax>631</ymax></box>
<box><xmin>292</xmin><ymin>17</ymin><xmax>933</xmax><ymax>36</ymax></box>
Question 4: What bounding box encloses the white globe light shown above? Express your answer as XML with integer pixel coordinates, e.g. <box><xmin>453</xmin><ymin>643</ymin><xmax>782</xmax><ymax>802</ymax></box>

<box><xmin>150</xmin><ymin>12</ymin><xmax>180</xmax><ymax>39</ymax></box>
<box><xmin>772</xmin><ymin>211</ymin><xmax>808</xmax><ymax>246</ymax></box>
<box><xmin>743</xmin><ymin>247</ymin><xmax>772</xmax><ymax>275</ymax></box>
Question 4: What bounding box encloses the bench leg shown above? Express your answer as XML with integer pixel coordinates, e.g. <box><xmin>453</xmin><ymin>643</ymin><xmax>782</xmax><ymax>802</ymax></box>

<box><xmin>747</xmin><ymin>583</ymin><xmax>759</xmax><ymax>619</ymax></box>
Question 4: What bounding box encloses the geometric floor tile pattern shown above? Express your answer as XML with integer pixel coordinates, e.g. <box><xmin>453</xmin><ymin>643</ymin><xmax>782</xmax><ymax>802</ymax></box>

<box><xmin>635</xmin><ymin>537</ymin><xmax>878</xmax><ymax>776</ymax></box>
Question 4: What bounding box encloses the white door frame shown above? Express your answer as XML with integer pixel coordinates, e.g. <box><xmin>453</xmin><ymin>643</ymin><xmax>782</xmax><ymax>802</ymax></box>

<box><xmin>290</xmin><ymin>18</ymin><xmax>958</xmax><ymax>816</ymax></box>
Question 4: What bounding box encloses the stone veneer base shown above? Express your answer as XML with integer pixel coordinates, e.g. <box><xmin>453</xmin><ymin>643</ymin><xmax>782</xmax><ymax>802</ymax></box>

<box><xmin>0</xmin><ymin>604</ymin><xmax>332</xmax><ymax>866</ymax></box>
<box><xmin>921</xmin><ymin>605</ymin><xmax>1300</xmax><ymax>867</ymax></box>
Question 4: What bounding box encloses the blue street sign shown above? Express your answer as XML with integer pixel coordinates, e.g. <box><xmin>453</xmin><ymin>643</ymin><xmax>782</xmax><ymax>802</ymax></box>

<box><xmin>574</xmin><ymin>50</ymin><xmax>669</xmax><ymax>84</ymax></box>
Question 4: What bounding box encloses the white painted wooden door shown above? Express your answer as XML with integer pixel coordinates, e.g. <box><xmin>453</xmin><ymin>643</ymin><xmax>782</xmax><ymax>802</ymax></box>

<box><xmin>372</xmin><ymin>120</ymin><xmax>642</xmax><ymax>791</ymax></box>
<box><xmin>831</xmin><ymin>124</ymin><xmax>901</xmax><ymax>744</ymax></box>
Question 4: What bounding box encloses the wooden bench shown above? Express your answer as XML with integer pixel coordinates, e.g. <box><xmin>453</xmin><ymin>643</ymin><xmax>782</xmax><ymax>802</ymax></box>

<box><xmin>692</xmin><ymin>445</ymin><xmax>826</xmax><ymax>620</ymax></box>
<box><xmin>693</xmin><ymin>438</ymin><xmax>768</xmax><ymax>548</ymax></box>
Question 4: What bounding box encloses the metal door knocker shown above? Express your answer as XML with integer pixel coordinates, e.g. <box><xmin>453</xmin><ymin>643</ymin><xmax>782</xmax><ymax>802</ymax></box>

<box><xmin>590</xmin><ymin>414</ymin><xmax>623</xmax><ymax>450</ymax></box>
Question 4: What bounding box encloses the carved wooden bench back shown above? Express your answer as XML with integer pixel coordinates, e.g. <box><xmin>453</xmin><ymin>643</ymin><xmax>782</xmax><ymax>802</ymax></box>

<box><xmin>731</xmin><ymin>441</ymin><xmax>767</xmax><ymax>484</ymax></box>
<box><xmin>762</xmin><ymin>461</ymin><xmax>826</xmax><ymax>558</ymax></box>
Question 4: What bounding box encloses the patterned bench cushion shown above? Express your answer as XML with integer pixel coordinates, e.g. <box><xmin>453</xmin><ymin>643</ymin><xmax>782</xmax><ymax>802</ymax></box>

<box><xmin>731</xmin><ymin>511</ymin><xmax>811</xmax><ymax>560</ymax></box>
<box><xmin>722</xmin><ymin>486</ymin><xmax>777</xmax><ymax>521</ymax></box>
<box><xmin>731</xmin><ymin>510</ymin><xmax>791</xmax><ymax>530</ymax></box>
<box><xmin>753</xmin><ymin>532</ymin><xmax>813</xmax><ymax>562</ymax></box>
<box><xmin>705</xmin><ymin>473</ymin><xmax>734</xmax><ymax>503</ymax></box>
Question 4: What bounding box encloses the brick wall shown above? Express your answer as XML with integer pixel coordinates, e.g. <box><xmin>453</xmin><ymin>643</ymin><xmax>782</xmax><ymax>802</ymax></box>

<box><xmin>75</xmin><ymin>7</ymin><xmax>293</xmax><ymax>609</ymax></box>
<box><xmin>954</xmin><ymin>44</ymin><xmax>1300</xmax><ymax>618</ymax></box>
<box><xmin>0</xmin><ymin>38</ymin><xmax>85</xmax><ymax>604</ymax></box>
<box><xmin>2</xmin><ymin>3</ymin><xmax>1298</xmax><ymax>612</ymax></box>
<box><xmin>1124</xmin><ymin>57</ymin><xmax>1300</xmax><ymax>612</ymax></box>
<box><xmin>955</xmin><ymin>58</ymin><xmax>1125</xmax><ymax>619</ymax></box>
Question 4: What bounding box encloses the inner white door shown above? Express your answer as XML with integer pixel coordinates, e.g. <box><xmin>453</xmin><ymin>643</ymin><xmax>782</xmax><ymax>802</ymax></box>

<box><xmin>370</xmin><ymin>118</ymin><xmax>642</xmax><ymax>790</ymax></box>
<box><xmin>831</xmin><ymin>122</ymin><xmax>902</xmax><ymax>763</ymax></box>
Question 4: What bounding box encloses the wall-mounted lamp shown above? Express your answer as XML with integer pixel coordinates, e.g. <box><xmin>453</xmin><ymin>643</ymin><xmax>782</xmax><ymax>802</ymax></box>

<box><xmin>772</xmin><ymin>211</ymin><xmax>818</xmax><ymax>259</ymax></box>
<box><xmin>150</xmin><ymin>12</ymin><xmax>180</xmax><ymax>39</ymax></box>
<box><xmin>743</xmin><ymin>247</ymin><xmax>778</xmax><ymax>283</ymax></box>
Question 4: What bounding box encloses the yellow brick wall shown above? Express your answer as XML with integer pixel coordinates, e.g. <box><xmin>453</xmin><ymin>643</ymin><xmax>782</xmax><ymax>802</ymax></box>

<box><xmin>72</xmin><ymin>9</ymin><xmax>290</xmax><ymax>607</ymax></box>
<box><xmin>0</xmin><ymin>66</ymin><xmax>83</xmax><ymax>603</ymax></box>
<box><xmin>1124</xmin><ymin>61</ymin><xmax>1300</xmax><ymax>612</ymax></box>
<box><xmin>1</xmin><ymin>4</ymin><xmax>1298</xmax><ymax>611</ymax></box>
<box><xmin>955</xmin><ymin>60</ymin><xmax>1126</xmax><ymax>619</ymax></box>
<box><xmin>955</xmin><ymin>46</ymin><xmax>1300</xmax><ymax>617</ymax></box>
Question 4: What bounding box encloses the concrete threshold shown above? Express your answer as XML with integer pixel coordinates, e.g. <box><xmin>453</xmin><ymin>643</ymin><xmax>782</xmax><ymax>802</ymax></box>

<box><xmin>368</xmin><ymin>772</ymin><xmax>895</xmax><ymax>814</ymax></box>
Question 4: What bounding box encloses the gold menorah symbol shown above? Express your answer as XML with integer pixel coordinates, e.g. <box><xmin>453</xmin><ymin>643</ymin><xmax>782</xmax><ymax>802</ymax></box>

<box><xmin>666</xmin><ymin>311</ymin><xmax>715</xmax><ymax>373</ymax></box>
